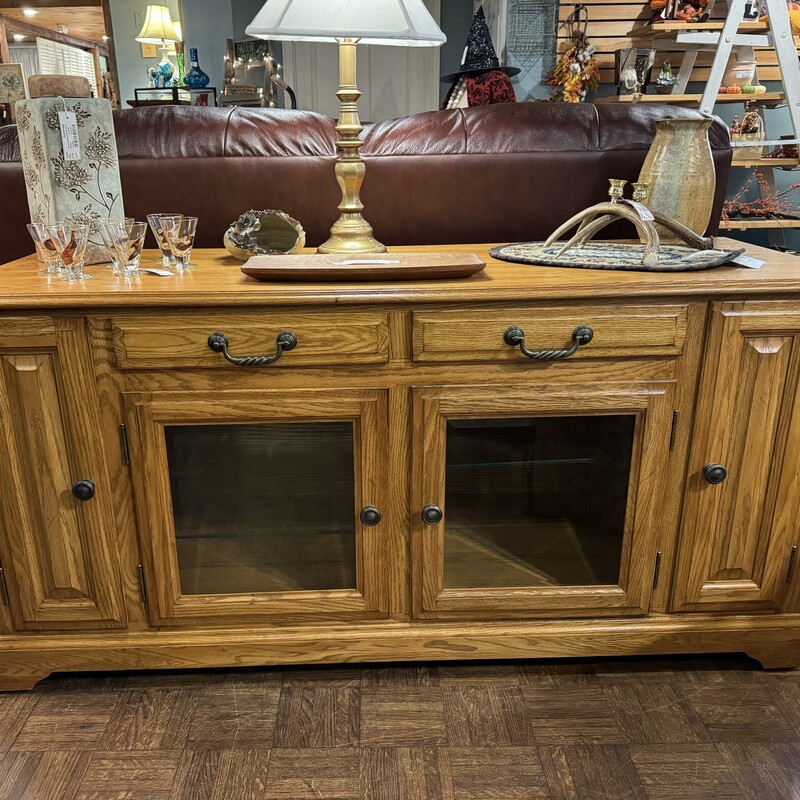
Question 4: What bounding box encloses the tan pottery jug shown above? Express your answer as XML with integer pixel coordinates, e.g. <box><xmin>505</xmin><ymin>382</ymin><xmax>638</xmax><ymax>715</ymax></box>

<box><xmin>638</xmin><ymin>117</ymin><xmax>716</xmax><ymax>236</ymax></box>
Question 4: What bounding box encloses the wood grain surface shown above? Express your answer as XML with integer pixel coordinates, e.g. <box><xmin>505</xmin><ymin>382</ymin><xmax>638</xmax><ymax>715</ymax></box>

<box><xmin>1</xmin><ymin>241</ymin><xmax>799</xmax><ymax>309</ymax></box>
<box><xmin>0</xmin><ymin>654</ymin><xmax>799</xmax><ymax>798</ymax></box>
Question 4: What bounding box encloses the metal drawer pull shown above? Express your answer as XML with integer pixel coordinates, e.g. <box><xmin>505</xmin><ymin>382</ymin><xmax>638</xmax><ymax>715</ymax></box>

<box><xmin>208</xmin><ymin>331</ymin><xmax>297</xmax><ymax>367</ymax></box>
<box><xmin>503</xmin><ymin>325</ymin><xmax>593</xmax><ymax>361</ymax></box>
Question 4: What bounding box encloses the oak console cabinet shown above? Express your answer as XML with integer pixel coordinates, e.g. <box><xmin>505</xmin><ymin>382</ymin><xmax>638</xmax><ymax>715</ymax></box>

<box><xmin>1</xmin><ymin>243</ymin><xmax>799</xmax><ymax>691</ymax></box>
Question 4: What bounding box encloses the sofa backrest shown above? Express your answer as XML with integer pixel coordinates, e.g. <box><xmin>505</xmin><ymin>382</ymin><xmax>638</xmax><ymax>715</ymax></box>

<box><xmin>0</xmin><ymin>103</ymin><xmax>731</xmax><ymax>264</ymax></box>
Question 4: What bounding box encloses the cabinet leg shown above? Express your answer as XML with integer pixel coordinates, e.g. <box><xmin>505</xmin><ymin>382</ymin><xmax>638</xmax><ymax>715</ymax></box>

<box><xmin>746</xmin><ymin>648</ymin><xmax>800</xmax><ymax>671</ymax></box>
<box><xmin>0</xmin><ymin>672</ymin><xmax>50</xmax><ymax>692</ymax></box>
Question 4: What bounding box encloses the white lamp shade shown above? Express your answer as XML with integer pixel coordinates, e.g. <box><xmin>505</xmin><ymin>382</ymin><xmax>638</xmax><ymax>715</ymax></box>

<box><xmin>136</xmin><ymin>5</ymin><xmax>179</xmax><ymax>43</ymax></box>
<box><xmin>246</xmin><ymin>0</ymin><xmax>446</xmax><ymax>46</ymax></box>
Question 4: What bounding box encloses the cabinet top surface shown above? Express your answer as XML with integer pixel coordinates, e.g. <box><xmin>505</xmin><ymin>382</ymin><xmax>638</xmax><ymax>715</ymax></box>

<box><xmin>1</xmin><ymin>241</ymin><xmax>799</xmax><ymax>310</ymax></box>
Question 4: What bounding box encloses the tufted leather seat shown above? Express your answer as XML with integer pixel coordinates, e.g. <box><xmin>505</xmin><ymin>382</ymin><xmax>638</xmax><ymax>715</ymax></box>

<box><xmin>0</xmin><ymin>103</ymin><xmax>731</xmax><ymax>265</ymax></box>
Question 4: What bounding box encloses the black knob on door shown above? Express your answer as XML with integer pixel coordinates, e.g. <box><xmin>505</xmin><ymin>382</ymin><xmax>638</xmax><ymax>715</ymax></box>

<box><xmin>360</xmin><ymin>506</ymin><xmax>382</xmax><ymax>526</ymax></box>
<box><xmin>422</xmin><ymin>504</ymin><xmax>443</xmax><ymax>525</ymax></box>
<box><xmin>703</xmin><ymin>464</ymin><xmax>728</xmax><ymax>485</ymax></box>
<box><xmin>71</xmin><ymin>479</ymin><xmax>96</xmax><ymax>501</ymax></box>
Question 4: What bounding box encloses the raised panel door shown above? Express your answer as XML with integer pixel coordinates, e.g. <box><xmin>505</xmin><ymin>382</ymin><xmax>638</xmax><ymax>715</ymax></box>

<box><xmin>0</xmin><ymin>318</ymin><xmax>126</xmax><ymax>630</ymax></box>
<box><xmin>673</xmin><ymin>302</ymin><xmax>800</xmax><ymax>612</ymax></box>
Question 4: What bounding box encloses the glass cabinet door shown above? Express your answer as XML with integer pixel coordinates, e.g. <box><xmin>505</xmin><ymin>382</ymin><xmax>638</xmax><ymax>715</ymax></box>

<box><xmin>125</xmin><ymin>389</ymin><xmax>388</xmax><ymax>626</ymax></box>
<box><xmin>412</xmin><ymin>383</ymin><xmax>675</xmax><ymax>619</ymax></box>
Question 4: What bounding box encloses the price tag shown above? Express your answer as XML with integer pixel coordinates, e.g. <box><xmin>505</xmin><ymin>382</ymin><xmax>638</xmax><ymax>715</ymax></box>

<box><xmin>139</xmin><ymin>267</ymin><xmax>174</xmax><ymax>276</ymax></box>
<box><xmin>731</xmin><ymin>254</ymin><xmax>765</xmax><ymax>269</ymax></box>
<box><xmin>620</xmin><ymin>200</ymin><xmax>655</xmax><ymax>221</ymax></box>
<box><xmin>58</xmin><ymin>111</ymin><xmax>81</xmax><ymax>161</ymax></box>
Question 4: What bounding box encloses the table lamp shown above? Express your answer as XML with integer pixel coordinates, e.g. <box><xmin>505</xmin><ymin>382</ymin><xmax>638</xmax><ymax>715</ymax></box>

<box><xmin>136</xmin><ymin>5</ymin><xmax>180</xmax><ymax>86</ymax></box>
<box><xmin>246</xmin><ymin>0</ymin><xmax>446</xmax><ymax>254</ymax></box>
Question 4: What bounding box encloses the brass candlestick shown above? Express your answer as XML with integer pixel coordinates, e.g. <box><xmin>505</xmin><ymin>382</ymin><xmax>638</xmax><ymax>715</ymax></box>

<box><xmin>608</xmin><ymin>179</ymin><xmax>627</xmax><ymax>204</ymax></box>
<box><xmin>317</xmin><ymin>38</ymin><xmax>386</xmax><ymax>255</ymax></box>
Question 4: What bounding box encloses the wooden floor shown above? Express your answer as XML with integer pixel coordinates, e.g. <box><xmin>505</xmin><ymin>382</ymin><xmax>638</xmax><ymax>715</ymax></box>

<box><xmin>1</xmin><ymin>655</ymin><xmax>799</xmax><ymax>799</ymax></box>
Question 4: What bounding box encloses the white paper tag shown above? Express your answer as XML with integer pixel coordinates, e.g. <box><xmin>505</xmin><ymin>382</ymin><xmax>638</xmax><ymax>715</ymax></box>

<box><xmin>731</xmin><ymin>254</ymin><xmax>765</xmax><ymax>269</ymax></box>
<box><xmin>58</xmin><ymin>111</ymin><xmax>81</xmax><ymax>161</ymax></box>
<box><xmin>139</xmin><ymin>267</ymin><xmax>174</xmax><ymax>276</ymax></box>
<box><xmin>620</xmin><ymin>200</ymin><xmax>655</xmax><ymax>221</ymax></box>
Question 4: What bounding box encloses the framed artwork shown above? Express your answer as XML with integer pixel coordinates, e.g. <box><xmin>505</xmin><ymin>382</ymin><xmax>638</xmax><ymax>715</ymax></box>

<box><xmin>0</xmin><ymin>64</ymin><xmax>25</xmax><ymax>105</ymax></box>
<box><xmin>140</xmin><ymin>43</ymin><xmax>158</xmax><ymax>58</ymax></box>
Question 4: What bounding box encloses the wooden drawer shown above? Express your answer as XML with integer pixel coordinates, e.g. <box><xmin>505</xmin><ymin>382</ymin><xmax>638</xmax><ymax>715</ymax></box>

<box><xmin>113</xmin><ymin>311</ymin><xmax>390</xmax><ymax>369</ymax></box>
<box><xmin>412</xmin><ymin>303</ymin><xmax>689</xmax><ymax>363</ymax></box>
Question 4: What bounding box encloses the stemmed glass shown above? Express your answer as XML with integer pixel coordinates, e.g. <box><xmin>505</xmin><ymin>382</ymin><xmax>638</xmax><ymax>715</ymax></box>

<box><xmin>99</xmin><ymin>221</ymin><xmax>148</xmax><ymax>277</ymax></box>
<box><xmin>147</xmin><ymin>213</ymin><xmax>181</xmax><ymax>267</ymax></box>
<box><xmin>161</xmin><ymin>216</ymin><xmax>198</xmax><ymax>272</ymax></box>
<box><xmin>49</xmin><ymin>223</ymin><xmax>91</xmax><ymax>282</ymax></box>
<box><xmin>99</xmin><ymin>217</ymin><xmax>136</xmax><ymax>275</ymax></box>
<box><xmin>27</xmin><ymin>222</ymin><xmax>63</xmax><ymax>277</ymax></box>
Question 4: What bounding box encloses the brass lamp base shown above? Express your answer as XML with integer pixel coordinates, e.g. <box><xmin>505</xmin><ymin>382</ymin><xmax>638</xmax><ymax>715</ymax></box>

<box><xmin>317</xmin><ymin>212</ymin><xmax>387</xmax><ymax>255</ymax></box>
<box><xmin>317</xmin><ymin>38</ymin><xmax>386</xmax><ymax>255</ymax></box>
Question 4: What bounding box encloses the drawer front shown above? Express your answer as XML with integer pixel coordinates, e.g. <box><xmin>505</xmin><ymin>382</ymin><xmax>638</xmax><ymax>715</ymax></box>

<box><xmin>412</xmin><ymin>304</ymin><xmax>689</xmax><ymax>363</ymax></box>
<box><xmin>113</xmin><ymin>311</ymin><xmax>390</xmax><ymax>369</ymax></box>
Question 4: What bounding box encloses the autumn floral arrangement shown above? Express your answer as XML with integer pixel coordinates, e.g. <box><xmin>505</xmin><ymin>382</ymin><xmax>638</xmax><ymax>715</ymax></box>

<box><xmin>546</xmin><ymin>7</ymin><xmax>599</xmax><ymax>103</ymax></box>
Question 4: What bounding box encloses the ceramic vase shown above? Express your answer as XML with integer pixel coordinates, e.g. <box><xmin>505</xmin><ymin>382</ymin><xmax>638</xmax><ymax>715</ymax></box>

<box><xmin>638</xmin><ymin>117</ymin><xmax>716</xmax><ymax>236</ymax></box>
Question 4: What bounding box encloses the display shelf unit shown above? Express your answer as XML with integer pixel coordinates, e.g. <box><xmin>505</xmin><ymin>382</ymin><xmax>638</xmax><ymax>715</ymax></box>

<box><xmin>595</xmin><ymin>92</ymin><xmax>786</xmax><ymax>104</ymax></box>
<box><xmin>720</xmin><ymin>218</ymin><xmax>800</xmax><ymax>229</ymax></box>
<box><xmin>599</xmin><ymin>0</ymin><xmax>800</xmax><ymax>239</ymax></box>
<box><xmin>731</xmin><ymin>157</ymin><xmax>800</xmax><ymax>168</ymax></box>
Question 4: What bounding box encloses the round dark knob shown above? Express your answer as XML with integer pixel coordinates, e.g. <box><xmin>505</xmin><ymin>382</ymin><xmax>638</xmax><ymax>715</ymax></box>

<box><xmin>422</xmin><ymin>504</ymin><xmax>443</xmax><ymax>525</ymax></box>
<box><xmin>360</xmin><ymin>506</ymin><xmax>382</xmax><ymax>526</ymax></box>
<box><xmin>71</xmin><ymin>479</ymin><xmax>96</xmax><ymax>501</ymax></box>
<box><xmin>703</xmin><ymin>464</ymin><xmax>728</xmax><ymax>485</ymax></box>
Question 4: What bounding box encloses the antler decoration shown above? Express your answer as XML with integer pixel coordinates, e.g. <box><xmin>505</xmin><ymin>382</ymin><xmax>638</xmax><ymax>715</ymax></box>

<box><xmin>544</xmin><ymin>179</ymin><xmax>713</xmax><ymax>267</ymax></box>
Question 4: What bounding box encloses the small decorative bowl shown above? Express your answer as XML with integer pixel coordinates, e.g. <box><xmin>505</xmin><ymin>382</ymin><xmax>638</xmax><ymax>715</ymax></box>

<box><xmin>224</xmin><ymin>209</ymin><xmax>306</xmax><ymax>261</ymax></box>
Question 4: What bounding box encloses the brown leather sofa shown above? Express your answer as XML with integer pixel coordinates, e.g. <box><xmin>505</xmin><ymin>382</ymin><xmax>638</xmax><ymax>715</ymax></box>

<box><xmin>0</xmin><ymin>103</ymin><xmax>731</xmax><ymax>265</ymax></box>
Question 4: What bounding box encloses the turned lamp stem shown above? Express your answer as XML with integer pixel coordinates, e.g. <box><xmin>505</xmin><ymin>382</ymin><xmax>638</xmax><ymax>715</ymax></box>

<box><xmin>317</xmin><ymin>38</ymin><xmax>387</xmax><ymax>255</ymax></box>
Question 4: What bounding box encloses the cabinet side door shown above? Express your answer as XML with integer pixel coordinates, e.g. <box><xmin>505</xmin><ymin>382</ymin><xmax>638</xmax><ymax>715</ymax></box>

<box><xmin>673</xmin><ymin>302</ymin><xmax>800</xmax><ymax>613</ymax></box>
<box><xmin>0</xmin><ymin>318</ymin><xmax>126</xmax><ymax>630</ymax></box>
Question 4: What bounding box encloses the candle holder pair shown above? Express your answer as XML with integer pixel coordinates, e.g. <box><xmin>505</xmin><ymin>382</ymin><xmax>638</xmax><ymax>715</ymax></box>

<box><xmin>544</xmin><ymin>178</ymin><xmax>712</xmax><ymax>268</ymax></box>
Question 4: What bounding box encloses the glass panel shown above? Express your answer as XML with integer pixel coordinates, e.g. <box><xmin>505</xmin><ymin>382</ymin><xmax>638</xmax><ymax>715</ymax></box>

<box><xmin>164</xmin><ymin>422</ymin><xmax>356</xmax><ymax>595</ymax></box>
<box><xmin>444</xmin><ymin>415</ymin><xmax>636</xmax><ymax>589</ymax></box>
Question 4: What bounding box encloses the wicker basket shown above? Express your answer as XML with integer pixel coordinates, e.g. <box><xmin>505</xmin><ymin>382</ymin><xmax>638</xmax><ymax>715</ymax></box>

<box><xmin>731</xmin><ymin>115</ymin><xmax>764</xmax><ymax>159</ymax></box>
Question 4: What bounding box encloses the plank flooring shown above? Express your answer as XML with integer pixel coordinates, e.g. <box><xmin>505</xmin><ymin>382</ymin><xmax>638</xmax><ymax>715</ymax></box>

<box><xmin>0</xmin><ymin>655</ymin><xmax>799</xmax><ymax>799</ymax></box>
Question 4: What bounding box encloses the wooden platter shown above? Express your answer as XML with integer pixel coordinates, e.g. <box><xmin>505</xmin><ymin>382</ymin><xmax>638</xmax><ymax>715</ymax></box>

<box><xmin>241</xmin><ymin>252</ymin><xmax>486</xmax><ymax>282</ymax></box>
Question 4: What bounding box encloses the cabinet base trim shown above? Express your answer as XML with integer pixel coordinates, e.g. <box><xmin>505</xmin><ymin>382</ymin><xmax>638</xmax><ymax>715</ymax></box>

<box><xmin>1</xmin><ymin>614</ymin><xmax>798</xmax><ymax>690</ymax></box>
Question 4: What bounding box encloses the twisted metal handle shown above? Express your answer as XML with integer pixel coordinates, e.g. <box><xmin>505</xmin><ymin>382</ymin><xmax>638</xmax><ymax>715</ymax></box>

<box><xmin>503</xmin><ymin>325</ymin><xmax>593</xmax><ymax>361</ymax></box>
<box><xmin>208</xmin><ymin>331</ymin><xmax>297</xmax><ymax>367</ymax></box>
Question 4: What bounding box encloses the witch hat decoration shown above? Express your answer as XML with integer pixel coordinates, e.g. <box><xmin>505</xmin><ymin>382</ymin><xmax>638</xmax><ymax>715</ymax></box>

<box><xmin>441</xmin><ymin>6</ymin><xmax>520</xmax><ymax>82</ymax></box>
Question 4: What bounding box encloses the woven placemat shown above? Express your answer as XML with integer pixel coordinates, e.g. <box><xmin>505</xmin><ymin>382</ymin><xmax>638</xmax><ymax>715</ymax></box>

<box><xmin>489</xmin><ymin>241</ymin><xmax>745</xmax><ymax>272</ymax></box>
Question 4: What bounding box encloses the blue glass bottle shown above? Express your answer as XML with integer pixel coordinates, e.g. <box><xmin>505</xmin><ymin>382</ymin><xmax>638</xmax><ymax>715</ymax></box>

<box><xmin>184</xmin><ymin>48</ymin><xmax>210</xmax><ymax>89</ymax></box>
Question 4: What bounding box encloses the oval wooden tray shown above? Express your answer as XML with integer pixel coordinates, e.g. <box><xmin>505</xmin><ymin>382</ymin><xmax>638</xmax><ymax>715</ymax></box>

<box><xmin>241</xmin><ymin>252</ymin><xmax>486</xmax><ymax>282</ymax></box>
